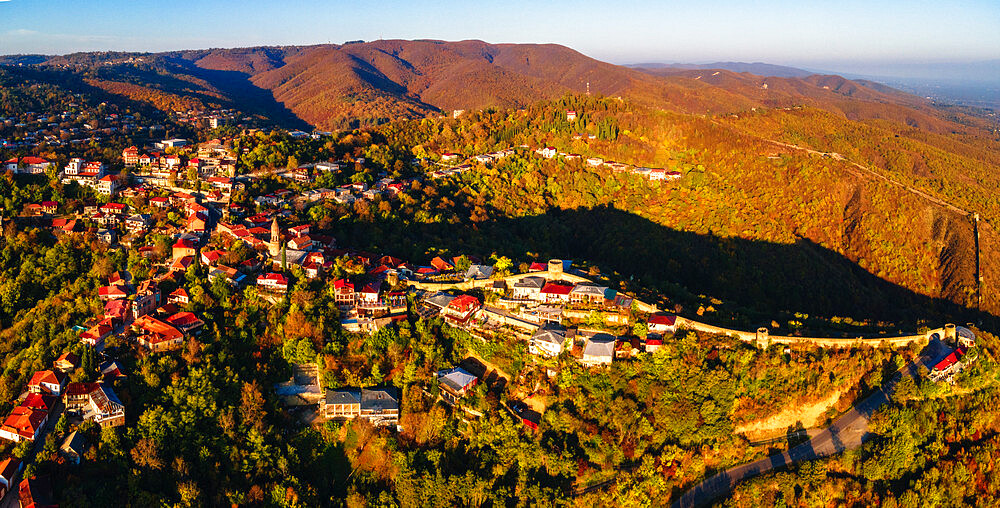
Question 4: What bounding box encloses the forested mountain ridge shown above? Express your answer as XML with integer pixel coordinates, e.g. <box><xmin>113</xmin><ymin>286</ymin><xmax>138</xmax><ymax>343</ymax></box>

<box><xmin>7</xmin><ymin>39</ymin><xmax>994</xmax><ymax>134</ymax></box>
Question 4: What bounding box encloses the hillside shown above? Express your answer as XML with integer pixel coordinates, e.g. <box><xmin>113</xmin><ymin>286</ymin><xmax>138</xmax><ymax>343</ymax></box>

<box><xmin>11</xmin><ymin>39</ymin><xmax>993</xmax><ymax>134</ymax></box>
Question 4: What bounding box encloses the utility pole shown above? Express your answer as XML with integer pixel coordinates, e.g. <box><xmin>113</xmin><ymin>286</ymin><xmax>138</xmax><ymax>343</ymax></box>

<box><xmin>973</xmin><ymin>212</ymin><xmax>982</xmax><ymax>311</ymax></box>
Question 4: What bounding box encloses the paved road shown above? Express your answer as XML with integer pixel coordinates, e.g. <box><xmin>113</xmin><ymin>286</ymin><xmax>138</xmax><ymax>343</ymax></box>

<box><xmin>673</xmin><ymin>338</ymin><xmax>948</xmax><ymax>508</ymax></box>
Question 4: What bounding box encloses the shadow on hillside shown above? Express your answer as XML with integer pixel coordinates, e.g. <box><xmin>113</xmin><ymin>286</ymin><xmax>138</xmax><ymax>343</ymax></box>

<box><xmin>167</xmin><ymin>59</ymin><xmax>312</xmax><ymax>130</ymax></box>
<box><xmin>338</xmin><ymin>205</ymin><xmax>996</xmax><ymax>332</ymax></box>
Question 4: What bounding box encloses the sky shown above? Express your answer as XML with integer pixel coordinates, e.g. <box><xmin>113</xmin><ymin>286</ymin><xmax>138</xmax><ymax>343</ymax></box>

<box><xmin>1</xmin><ymin>0</ymin><xmax>999</xmax><ymax>76</ymax></box>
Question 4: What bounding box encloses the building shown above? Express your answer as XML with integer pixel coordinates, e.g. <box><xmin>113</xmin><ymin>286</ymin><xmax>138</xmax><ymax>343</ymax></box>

<box><xmin>0</xmin><ymin>458</ymin><xmax>21</xmax><ymax>499</ymax></box>
<box><xmin>256</xmin><ymin>273</ymin><xmax>289</xmax><ymax>292</ymax></box>
<box><xmin>530</xmin><ymin>324</ymin><xmax>568</xmax><ymax>357</ymax></box>
<box><xmin>0</xmin><ymin>406</ymin><xmax>48</xmax><ymax>443</ymax></box>
<box><xmin>442</xmin><ymin>295</ymin><xmax>481</xmax><ymax>327</ymax></box>
<box><xmin>360</xmin><ymin>386</ymin><xmax>399</xmax><ymax>427</ymax></box>
<box><xmin>133</xmin><ymin>315</ymin><xmax>184</xmax><ymax>353</ymax></box>
<box><xmin>569</xmin><ymin>282</ymin><xmax>609</xmax><ymax>305</ymax></box>
<box><xmin>511</xmin><ymin>276</ymin><xmax>546</xmax><ymax>300</ymax></box>
<box><xmin>172</xmin><ymin>238</ymin><xmax>196</xmax><ymax>260</ymax></box>
<box><xmin>27</xmin><ymin>370</ymin><xmax>66</xmax><ymax>396</ymax></box>
<box><xmin>324</xmin><ymin>388</ymin><xmax>361</xmax><ymax>420</ymax></box>
<box><xmin>60</xmin><ymin>431</ymin><xmax>86</xmax><ymax>465</ymax></box>
<box><xmin>333</xmin><ymin>279</ymin><xmax>356</xmax><ymax>307</ymax></box>
<box><xmin>53</xmin><ymin>352</ymin><xmax>79</xmax><ymax>373</ymax></box>
<box><xmin>648</xmin><ymin>314</ymin><xmax>678</xmax><ymax>335</ymax></box>
<box><xmin>539</xmin><ymin>281</ymin><xmax>574</xmax><ymax>303</ymax></box>
<box><xmin>324</xmin><ymin>387</ymin><xmax>399</xmax><ymax>427</ymax></box>
<box><xmin>436</xmin><ymin>367</ymin><xmax>478</xmax><ymax>404</ymax></box>
<box><xmin>97</xmin><ymin>175</ymin><xmax>118</xmax><ymax>196</ymax></box>
<box><xmin>18</xmin><ymin>477</ymin><xmax>56</xmax><ymax>508</ymax></box>
<box><xmin>581</xmin><ymin>334</ymin><xmax>616</xmax><ymax>367</ymax></box>
<box><xmin>63</xmin><ymin>382</ymin><xmax>125</xmax><ymax>428</ymax></box>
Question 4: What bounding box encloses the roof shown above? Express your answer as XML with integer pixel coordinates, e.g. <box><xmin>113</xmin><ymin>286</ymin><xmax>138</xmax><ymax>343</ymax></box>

<box><xmin>423</xmin><ymin>293</ymin><xmax>456</xmax><ymax>309</ymax></box>
<box><xmin>513</xmin><ymin>276</ymin><xmax>546</xmax><ymax>290</ymax></box>
<box><xmin>28</xmin><ymin>370</ymin><xmax>63</xmax><ymax>388</ymax></box>
<box><xmin>540</xmin><ymin>282</ymin><xmax>574</xmax><ymax>295</ymax></box>
<box><xmin>570</xmin><ymin>282</ymin><xmax>609</xmax><ymax>296</ymax></box>
<box><xmin>60</xmin><ymin>430</ymin><xmax>86</xmax><ymax>455</ymax></box>
<box><xmin>325</xmin><ymin>388</ymin><xmax>361</xmax><ymax>406</ymax></box>
<box><xmin>0</xmin><ymin>457</ymin><xmax>20</xmax><ymax>482</ymax></box>
<box><xmin>257</xmin><ymin>273</ymin><xmax>289</xmax><ymax>285</ymax></box>
<box><xmin>361</xmin><ymin>386</ymin><xmax>399</xmax><ymax>412</ymax></box>
<box><xmin>648</xmin><ymin>314</ymin><xmax>678</xmax><ymax>326</ymax></box>
<box><xmin>2</xmin><ymin>406</ymin><xmax>47</xmax><ymax>439</ymax></box>
<box><xmin>133</xmin><ymin>315</ymin><xmax>184</xmax><ymax>343</ymax></box>
<box><xmin>448</xmin><ymin>294</ymin><xmax>480</xmax><ymax>312</ymax></box>
<box><xmin>166</xmin><ymin>311</ymin><xmax>202</xmax><ymax>328</ymax></box>
<box><xmin>333</xmin><ymin>279</ymin><xmax>354</xmax><ymax>291</ymax></box>
<box><xmin>438</xmin><ymin>367</ymin><xmax>478</xmax><ymax>393</ymax></box>
<box><xmin>532</xmin><ymin>324</ymin><xmax>567</xmax><ymax>346</ymax></box>
<box><xmin>170</xmin><ymin>288</ymin><xmax>189</xmax><ymax>298</ymax></box>
<box><xmin>465</xmin><ymin>264</ymin><xmax>494</xmax><ymax>280</ymax></box>
<box><xmin>55</xmin><ymin>352</ymin><xmax>80</xmax><ymax>366</ymax></box>
<box><xmin>584</xmin><ymin>336</ymin><xmax>617</xmax><ymax>358</ymax></box>
<box><xmin>933</xmin><ymin>348</ymin><xmax>964</xmax><ymax>372</ymax></box>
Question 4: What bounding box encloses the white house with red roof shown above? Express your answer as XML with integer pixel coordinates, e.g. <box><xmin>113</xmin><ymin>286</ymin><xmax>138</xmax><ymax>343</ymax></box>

<box><xmin>28</xmin><ymin>370</ymin><xmax>66</xmax><ymax>396</ymax></box>
<box><xmin>98</xmin><ymin>175</ymin><xmax>119</xmax><ymax>196</ymax></box>
<box><xmin>648</xmin><ymin>314</ymin><xmax>678</xmax><ymax>335</ymax></box>
<box><xmin>443</xmin><ymin>295</ymin><xmax>481</xmax><ymax>327</ymax></box>
<box><xmin>256</xmin><ymin>273</ymin><xmax>289</xmax><ymax>292</ymax></box>
<box><xmin>4</xmin><ymin>156</ymin><xmax>49</xmax><ymax>174</ymax></box>
<box><xmin>539</xmin><ymin>281</ymin><xmax>574</xmax><ymax>303</ymax></box>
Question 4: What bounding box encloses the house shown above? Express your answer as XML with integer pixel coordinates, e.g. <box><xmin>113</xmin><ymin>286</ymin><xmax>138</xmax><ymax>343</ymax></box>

<box><xmin>288</xmin><ymin>235</ymin><xmax>312</xmax><ymax>251</ymax></box>
<box><xmin>133</xmin><ymin>315</ymin><xmax>184</xmax><ymax>353</ymax></box>
<box><xmin>97</xmin><ymin>175</ymin><xmax>118</xmax><ymax>196</ymax></box>
<box><xmin>125</xmin><ymin>214</ymin><xmax>151</xmax><ymax>233</ymax></box>
<box><xmin>0</xmin><ymin>458</ymin><xmax>21</xmax><ymax>499</ymax></box>
<box><xmin>530</xmin><ymin>324</ymin><xmax>568</xmax><ymax>357</ymax></box>
<box><xmin>437</xmin><ymin>367</ymin><xmax>478</xmax><ymax>404</ymax></box>
<box><xmin>511</xmin><ymin>276</ymin><xmax>546</xmax><ymax>300</ymax></box>
<box><xmin>539</xmin><ymin>147</ymin><xmax>557</xmax><ymax>158</ymax></box>
<box><xmin>257</xmin><ymin>273</ymin><xmax>289</xmax><ymax>292</ymax></box>
<box><xmin>289</xmin><ymin>224</ymin><xmax>310</xmax><ymax>237</ymax></box>
<box><xmin>172</xmin><ymin>238</ymin><xmax>196</xmax><ymax>259</ymax></box>
<box><xmin>360</xmin><ymin>386</ymin><xmax>400</xmax><ymax>427</ymax></box>
<box><xmin>122</xmin><ymin>146</ymin><xmax>140</xmax><ymax>166</ymax></box>
<box><xmin>566</xmin><ymin>110</ymin><xmax>577</xmax><ymax>121</ymax></box>
<box><xmin>586</xmin><ymin>157</ymin><xmax>604</xmax><ymax>167</ymax></box>
<box><xmin>569</xmin><ymin>282</ymin><xmax>609</xmax><ymax>305</ymax></box>
<box><xmin>357</xmin><ymin>283</ymin><xmax>381</xmax><ymax>309</ymax></box>
<box><xmin>440</xmin><ymin>153</ymin><xmax>460</xmax><ymax>163</ymax></box>
<box><xmin>28</xmin><ymin>370</ymin><xmax>66</xmax><ymax>396</ymax></box>
<box><xmin>430</xmin><ymin>256</ymin><xmax>454</xmax><ymax>273</ymax></box>
<box><xmin>40</xmin><ymin>201</ymin><xmax>57</xmax><ymax>214</ymax></box>
<box><xmin>98</xmin><ymin>284</ymin><xmax>128</xmax><ymax>301</ymax></box>
<box><xmin>149</xmin><ymin>196</ymin><xmax>170</xmax><ymax>208</ymax></box>
<box><xmin>96</xmin><ymin>229</ymin><xmax>117</xmax><ymax>245</ymax></box>
<box><xmin>99</xmin><ymin>360</ymin><xmax>127</xmax><ymax>382</ymax></box>
<box><xmin>442</xmin><ymin>295</ymin><xmax>481</xmax><ymax>327</ymax></box>
<box><xmin>165</xmin><ymin>311</ymin><xmax>204</xmax><ymax>334</ymax></box>
<box><xmin>581</xmin><ymin>334</ymin><xmax>616</xmax><ymax>367</ymax></box>
<box><xmin>648</xmin><ymin>314</ymin><xmax>678</xmax><ymax>335</ymax></box>
<box><xmin>60</xmin><ymin>431</ymin><xmax>86</xmax><ymax>465</ymax></box>
<box><xmin>53</xmin><ymin>352</ymin><xmax>80</xmax><ymax>373</ymax></box>
<box><xmin>167</xmin><ymin>288</ymin><xmax>189</xmax><ymax>306</ymax></box>
<box><xmin>63</xmin><ymin>382</ymin><xmax>125</xmax><ymax>427</ymax></box>
<box><xmin>333</xmin><ymin>279</ymin><xmax>356</xmax><ymax>307</ymax></box>
<box><xmin>18</xmin><ymin>477</ymin><xmax>56</xmax><ymax>508</ymax></box>
<box><xmin>0</xmin><ymin>406</ymin><xmax>48</xmax><ymax>442</ymax></box>
<box><xmin>465</xmin><ymin>264</ymin><xmax>494</xmax><ymax>281</ymax></box>
<box><xmin>539</xmin><ymin>281</ymin><xmax>574</xmax><ymax>303</ymax></box>
<box><xmin>324</xmin><ymin>388</ymin><xmax>361</xmax><ymax>420</ymax></box>
<box><xmin>80</xmin><ymin>319</ymin><xmax>114</xmax><ymax>349</ymax></box>
<box><xmin>200</xmin><ymin>249</ymin><xmax>226</xmax><ymax>266</ymax></box>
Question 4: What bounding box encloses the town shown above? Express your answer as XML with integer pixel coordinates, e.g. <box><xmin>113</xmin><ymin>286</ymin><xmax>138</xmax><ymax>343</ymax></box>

<box><xmin>0</xmin><ymin>123</ymin><xmax>980</xmax><ymax>505</ymax></box>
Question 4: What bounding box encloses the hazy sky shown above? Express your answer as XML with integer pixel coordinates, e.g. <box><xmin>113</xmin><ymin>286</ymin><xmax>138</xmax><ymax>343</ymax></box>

<box><xmin>1</xmin><ymin>0</ymin><xmax>998</xmax><ymax>69</ymax></box>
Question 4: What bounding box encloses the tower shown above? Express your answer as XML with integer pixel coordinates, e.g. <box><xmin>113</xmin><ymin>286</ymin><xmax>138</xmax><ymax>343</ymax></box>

<box><xmin>268</xmin><ymin>217</ymin><xmax>282</xmax><ymax>257</ymax></box>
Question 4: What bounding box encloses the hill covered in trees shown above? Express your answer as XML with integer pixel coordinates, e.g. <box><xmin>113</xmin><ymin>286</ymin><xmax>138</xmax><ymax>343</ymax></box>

<box><xmin>6</xmin><ymin>40</ymin><xmax>995</xmax><ymax>134</ymax></box>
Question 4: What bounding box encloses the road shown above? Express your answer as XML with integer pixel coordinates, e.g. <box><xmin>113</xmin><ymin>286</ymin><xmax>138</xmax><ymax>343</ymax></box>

<box><xmin>672</xmin><ymin>338</ymin><xmax>949</xmax><ymax>508</ymax></box>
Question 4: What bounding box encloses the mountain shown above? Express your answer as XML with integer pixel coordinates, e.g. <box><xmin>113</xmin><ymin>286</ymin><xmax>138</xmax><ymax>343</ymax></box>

<box><xmin>629</xmin><ymin>61</ymin><xmax>814</xmax><ymax>78</ymax></box>
<box><xmin>9</xmin><ymin>40</ymin><xmax>990</xmax><ymax>133</ymax></box>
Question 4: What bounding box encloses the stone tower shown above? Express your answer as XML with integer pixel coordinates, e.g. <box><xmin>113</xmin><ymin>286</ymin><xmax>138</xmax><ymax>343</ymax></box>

<box><xmin>268</xmin><ymin>217</ymin><xmax>282</xmax><ymax>257</ymax></box>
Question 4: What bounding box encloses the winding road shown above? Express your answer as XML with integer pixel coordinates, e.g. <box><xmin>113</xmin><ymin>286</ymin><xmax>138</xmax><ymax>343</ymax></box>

<box><xmin>672</xmin><ymin>337</ymin><xmax>950</xmax><ymax>508</ymax></box>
